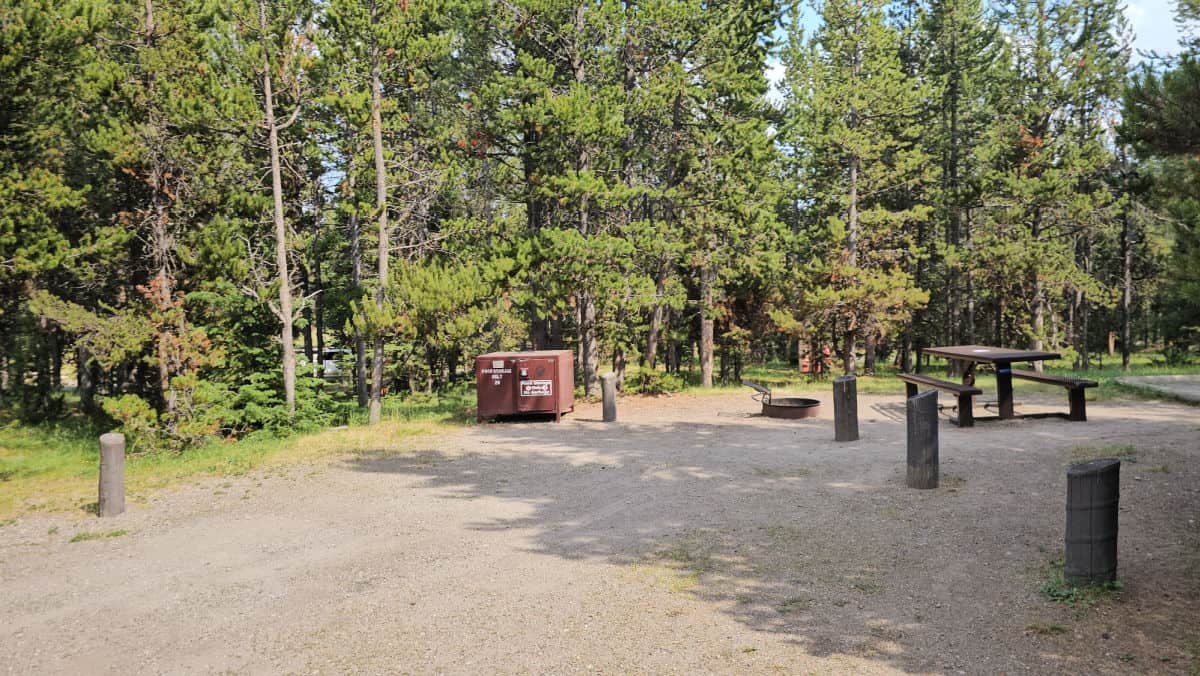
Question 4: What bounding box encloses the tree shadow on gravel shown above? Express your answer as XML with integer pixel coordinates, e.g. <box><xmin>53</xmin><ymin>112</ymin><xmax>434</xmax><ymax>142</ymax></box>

<box><xmin>344</xmin><ymin>406</ymin><xmax>1200</xmax><ymax>674</ymax></box>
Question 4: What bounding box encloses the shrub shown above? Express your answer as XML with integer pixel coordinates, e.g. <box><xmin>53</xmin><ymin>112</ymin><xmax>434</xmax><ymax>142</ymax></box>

<box><xmin>630</xmin><ymin>371</ymin><xmax>685</xmax><ymax>395</ymax></box>
<box><xmin>1159</xmin><ymin>342</ymin><xmax>1194</xmax><ymax>366</ymax></box>
<box><xmin>100</xmin><ymin>394</ymin><xmax>160</xmax><ymax>453</ymax></box>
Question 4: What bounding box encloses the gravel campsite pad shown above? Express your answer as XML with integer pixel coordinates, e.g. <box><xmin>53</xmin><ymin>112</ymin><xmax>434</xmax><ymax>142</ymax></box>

<box><xmin>1</xmin><ymin>392</ymin><xmax>1198</xmax><ymax>674</ymax></box>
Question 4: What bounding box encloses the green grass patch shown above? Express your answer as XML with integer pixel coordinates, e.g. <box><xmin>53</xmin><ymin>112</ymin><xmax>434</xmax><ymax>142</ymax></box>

<box><xmin>0</xmin><ymin>390</ymin><xmax>474</xmax><ymax>519</ymax></box>
<box><xmin>1040</xmin><ymin>559</ymin><xmax>1123</xmax><ymax>612</ymax></box>
<box><xmin>776</xmin><ymin>596</ymin><xmax>812</xmax><ymax>614</ymax></box>
<box><xmin>1025</xmin><ymin>622</ymin><xmax>1069</xmax><ymax>636</ymax></box>
<box><xmin>1067</xmin><ymin>444</ymin><xmax>1136</xmax><ymax>464</ymax></box>
<box><xmin>69</xmin><ymin>529</ymin><xmax>128</xmax><ymax>543</ymax></box>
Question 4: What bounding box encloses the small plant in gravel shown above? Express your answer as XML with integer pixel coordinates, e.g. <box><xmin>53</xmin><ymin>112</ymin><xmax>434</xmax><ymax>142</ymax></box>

<box><xmin>69</xmin><ymin>529</ymin><xmax>129</xmax><ymax>543</ymax></box>
<box><xmin>851</xmin><ymin>579</ymin><xmax>884</xmax><ymax>595</ymax></box>
<box><xmin>752</xmin><ymin>467</ymin><xmax>810</xmax><ymax>478</ymax></box>
<box><xmin>776</xmin><ymin>596</ymin><xmax>811</xmax><ymax>614</ymax></box>
<box><xmin>939</xmin><ymin>474</ymin><xmax>966</xmax><ymax>489</ymax></box>
<box><xmin>1040</xmin><ymin>560</ymin><xmax>1123</xmax><ymax>611</ymax></box>
<box><xmin>1186</xmin><ymin>636</ymin><xmax>1200</xmax><ymax>676</ymax></box>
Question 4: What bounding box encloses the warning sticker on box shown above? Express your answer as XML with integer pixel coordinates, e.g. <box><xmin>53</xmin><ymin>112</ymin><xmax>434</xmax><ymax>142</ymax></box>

<box><xmin>519</xmin><ymin>380</ymin><xmax>553</xmax><ymax>397</ymax></box>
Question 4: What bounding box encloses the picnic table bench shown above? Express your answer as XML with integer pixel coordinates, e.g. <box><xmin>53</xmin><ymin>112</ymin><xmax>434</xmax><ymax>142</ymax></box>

<box><xmin>1010</xmin><ymin>369</ymin><xmax>1098</xmax><ymax>421</ymax></box>
<box><xmin>897</xmin><ymin>372</ymin><xmax>983</xmax><ymax>427</ymax></box>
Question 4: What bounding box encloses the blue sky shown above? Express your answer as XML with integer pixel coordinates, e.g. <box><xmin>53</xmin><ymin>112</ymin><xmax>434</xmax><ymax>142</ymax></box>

<box><xmin>767</xmin><ymin>0</ymin><xmax>1188</xmax><ymax>95</ymax></box>
<box><xmin>1126</xmin><ymin>0</ymin><xmax>1186</xmax><ymax>57</ymax></box>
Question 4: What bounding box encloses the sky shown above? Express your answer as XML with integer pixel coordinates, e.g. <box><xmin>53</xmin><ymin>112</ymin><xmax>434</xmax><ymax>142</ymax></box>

<box><xmin>1127</xmin><ymin>0</ymin><xmax>1188</xmax><ymax>57</ymax></box>
<box><xmin>766</xmin><ymin>0</ymin><xmax>1188</xmax><ymax>98</ymax></box>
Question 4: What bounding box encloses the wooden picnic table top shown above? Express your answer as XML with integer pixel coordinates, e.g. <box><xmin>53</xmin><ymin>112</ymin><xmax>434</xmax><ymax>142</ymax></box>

<box><xmin>921</xmin><ymin>345</ymin><xmax>1061</xmax><ymax>364</ymax></box>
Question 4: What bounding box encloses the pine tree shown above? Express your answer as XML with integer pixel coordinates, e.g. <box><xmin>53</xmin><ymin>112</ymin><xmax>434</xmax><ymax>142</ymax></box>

<box><xmin>920</xmin><ymin>0</ymin><xmax>1000</xmax><ymax>354</ymax></box>
<box><xmin>975</xmin><ymin>0</ymin><xmax>1128</xmax><ymax>362</ymax></box>
<box><xmin>782</xmin><ymin>0</ymin><xmax>933</xmax><ymax>375</ymax></box>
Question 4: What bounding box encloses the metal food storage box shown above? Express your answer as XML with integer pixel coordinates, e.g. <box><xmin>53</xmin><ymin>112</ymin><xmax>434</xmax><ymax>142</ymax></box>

<box><xmin>475</xmin><ymin>350</ymin><xmax>575</xmax><ymax>422</ymax></box>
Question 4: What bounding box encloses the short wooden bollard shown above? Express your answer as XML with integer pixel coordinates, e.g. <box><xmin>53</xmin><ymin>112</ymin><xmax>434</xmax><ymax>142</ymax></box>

<box><xmin>906</xmin><ymin>390</ymin><xmax>938</xmax><ymax>489</ymax></box>
<box><xmin>1065</xmin><ymin>458</ymin><xmax>1120</xmax><ymax>585</ymax></box>
<box><xmin>601</xmin><ymin>373</ymin><xmax>617</xmax><ymax>422</ymax></box>
<box><xmin>98</xmin><ymin>432</ymin><xmax>126</xmax><ymax>517</ymax></box>
<box><xmin>833</xmin><ymin>375</ymin><xmax>859</xmax><ymax>442</ymax></box>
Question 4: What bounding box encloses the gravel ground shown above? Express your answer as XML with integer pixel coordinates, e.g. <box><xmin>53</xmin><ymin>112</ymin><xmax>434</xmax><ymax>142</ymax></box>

<box><xmin>1</xmin><ymin>390</ymin><xmax>1198</xmax><ymax>674</ymax></box>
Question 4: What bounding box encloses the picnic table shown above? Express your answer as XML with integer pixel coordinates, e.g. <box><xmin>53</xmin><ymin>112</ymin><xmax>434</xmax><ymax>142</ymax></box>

<box><xmin>923</xmin><ymin>345</ymin><xmax>1058</xmax><ymax>420</ymax></box>
<box><xmin>899</xmin><ymin>344</ymin><xmax>1098</xmax><ymax>425</ymax></box>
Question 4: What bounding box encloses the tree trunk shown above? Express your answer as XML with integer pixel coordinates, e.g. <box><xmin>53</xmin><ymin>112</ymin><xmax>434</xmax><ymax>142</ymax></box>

<box><xmin>613</xmin><ymin>348</ymin><xmax>626</xmax><ymax>392</ymax></box>
<box><xmin>50</xmin><ymin>327</ymin><xmax>62</xmax><ymax>392</ymax></box>
<box><xmin>643</xmin><ymin>262</ymin><xmax>669</xmax><ymax>369</ymax></box>
<box><xmin>314</xmin><ymin>251</ymin><xmax>325</xmax><ymax>375</ymax></box>
<box><xmin>843</xmin><ymin>331</ymin><xmax>857</xmax><ymax>376</ymax></box>
<box><xmin>300</xmin><ymin>263</ymin><xmax>314</xmax><ymax>369</ymax></box>
<box><xmin>259</xmin><ymin>0</ymin><xmax>296</xmax><ymax>418</ymax></box>
<box><xmin>1121</xmin><ymin>205</ymin><xmax>1133</xmax><ymax>371</ymax></box>
<box><xmin>0</xmin><ymin>350</ymin><xmax>9</xmax><ymax>406</ymax></box>
<box><xmin>844</xmin><ymin>150</ymin><xmax>859</xmax><ymax>377</ymax></box>
<box><xmin>369</xmin><ymin>37</ymin><xmax>388</xmax><ymax>425</ymax></box>
<box><xmin>143</xmin><ymin>0</ymin><xmax>180</xmax><ymax>417</ymax></box>
<box><xmin>864</xmin><ymin>332</ymin><xmax>876</xmax><ymax>375</ymax></box>
<box><xmin>346</xmin><ymin>161</ymin><xmax>369</xmax><ymax>407</ymax></box>
<box><xmin>1080</xmin><ymin>290</ymin><xmax>1090</xmax><ymax>371</ymax></box>
<box><xmin>580</xmin><ymin>291</ymin><xmax>599</xmax><ymax>396</ymax></box>
<box><xmin>77</xmin><ymin>347</ymin><xmax>96</xmax><ymax>413</ymax></box>
<box><xmin>699</xmin><ymin>266</ymin><xmax>715</xmax><ymax>388</ymax></box>
<box><xmin>1032</xmin><ymin>282</ymin><xmax>1044</xmax><ymax>372</ymax></box>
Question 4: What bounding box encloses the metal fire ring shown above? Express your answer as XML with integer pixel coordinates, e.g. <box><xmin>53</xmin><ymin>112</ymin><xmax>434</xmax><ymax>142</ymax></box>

<box><xmin>741</xmin><ymin>380</ymin><xmax>822</xmax><ymax>419</ymax></box>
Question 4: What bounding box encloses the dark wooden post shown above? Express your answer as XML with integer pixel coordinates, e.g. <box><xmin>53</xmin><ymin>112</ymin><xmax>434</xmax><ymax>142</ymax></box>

<box><xmin>601</xmin><ymin>373</ymin><xmax>617</xmax><ymax>423</ymax></box>
<box><xmin>906</xmin><ymin>390</ymin><xmax>938</xmax><ymax>489</ymax></box>
<box><xmin>98</xmin><ymin>432</ymin><xmax>126</xmax><ymax>517</ymax></box>
<box><xmin>1065</xmin><ymin>459</ymin><xmax>1120</xmax><ymax>585</ymax></box>
<box><xmin>833</xmin><ymin>375</ymin><xmax>858</xmax><ymax>442</ymax></box>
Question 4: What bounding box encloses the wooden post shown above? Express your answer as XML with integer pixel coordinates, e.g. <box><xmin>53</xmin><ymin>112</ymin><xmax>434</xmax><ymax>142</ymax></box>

<box><xmin>906</xmin><ymin>390</ymin><xmax>938</xmax><ymax>489</ymax></box>
<box><xmin>98</xmin><ymin>432</ymin><xmax>126</xmax><ymax>517</ymax></box>
<box><xmin>833</xmin><ymin>375</ymin><xmax>858</xmax><ymax>442</ymax></box>
<box><xmin>1065</xmin><ymin>459</ymin><xmax>1120</xmax><ymax>585</ymax></box>
<box><xmin>601</xmin><ymin>373</ymin><xmax>617</xmax><ymax>423</ymax></box>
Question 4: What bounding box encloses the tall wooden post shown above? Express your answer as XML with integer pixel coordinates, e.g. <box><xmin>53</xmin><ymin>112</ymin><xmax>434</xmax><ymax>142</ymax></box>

<box><xmin>906</xmin><ymin>391</ymin><xmax>938</xmax><ymax>489</ymax></box>
<box><xmin>833</xmin><ymin>375</ymin><xmax>858</xmax><ymax>442</ymax></box>
<box><xmin>98</xmin><ymin>432</ymin><xmax>126</xmax><ymax>517</ymax></box>
<box><xmin>601</xmin><ymin>373</ymin><xmax>617</xmax><ymax>423</ymax></box>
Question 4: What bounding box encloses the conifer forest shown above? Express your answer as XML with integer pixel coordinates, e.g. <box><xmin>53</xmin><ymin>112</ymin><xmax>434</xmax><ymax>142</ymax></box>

<box><xmin>3</xmin><ymin>0</ymin><xmax>1199</xmax><ymax>450</ymax></box>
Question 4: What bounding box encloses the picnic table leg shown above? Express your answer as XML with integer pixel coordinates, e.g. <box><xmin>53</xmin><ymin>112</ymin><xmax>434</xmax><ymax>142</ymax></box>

<box><xmin>1068</xmin><ymin>388</ymin><xmax>1087</xmax><ymax>421</ymax></box>
<box><xmin>960</xmin><ymin>361</ymin><xmax>976</xmax><ymax>386</ymax></box>
<box><xmin>996</xmin><ymin>361</ymin><xmax>1014</xmax><ymax>419</ymax></box>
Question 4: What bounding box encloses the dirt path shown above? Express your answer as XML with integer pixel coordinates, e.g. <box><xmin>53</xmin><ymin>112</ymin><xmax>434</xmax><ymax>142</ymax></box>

<box><xmin>2</xmin><ymin>392</ymin><xmax>1198</xmax><ymax>674</ymax></box>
